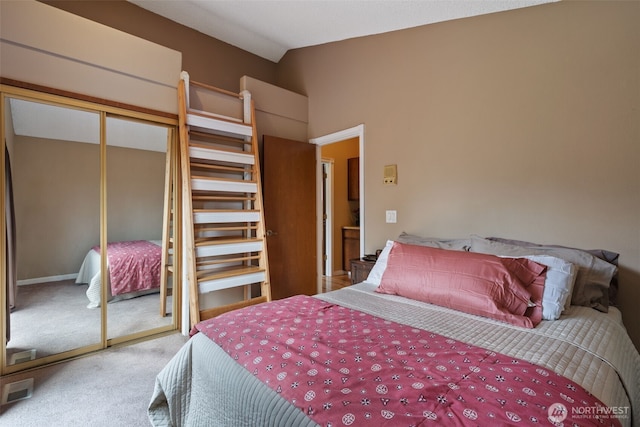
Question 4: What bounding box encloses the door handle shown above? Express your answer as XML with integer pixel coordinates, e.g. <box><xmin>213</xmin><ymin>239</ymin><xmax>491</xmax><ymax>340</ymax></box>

<box><xmin>266</xmin><ymin>230</ymin><xmax>278</xmax><ymax>237</ymax></box>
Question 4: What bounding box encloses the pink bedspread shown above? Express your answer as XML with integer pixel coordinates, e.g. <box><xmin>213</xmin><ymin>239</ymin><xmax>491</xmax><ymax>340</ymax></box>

<box><xmin>93</xmin><ymin>240</ymin><xmax>161</xmax><ymax>296</ymax></box>
<box><xmin>195</xmin><ymin>295</ymin><xmax>621</xmax><ymax>427</ymax></box>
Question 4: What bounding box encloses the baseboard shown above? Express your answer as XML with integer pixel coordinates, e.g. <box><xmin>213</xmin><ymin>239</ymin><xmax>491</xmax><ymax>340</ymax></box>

<box><xmin>17</xmin><ymin>273</ymin><xmax>78</xmax><ymax>286</ymax></box>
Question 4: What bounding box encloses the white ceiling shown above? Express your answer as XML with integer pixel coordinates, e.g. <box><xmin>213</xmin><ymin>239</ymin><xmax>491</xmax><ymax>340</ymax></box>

<box><xmin>8</xmin><ymin>98</ymin><xmax>168</xmax><ymax>152</ymax></box>
<box><xmin>128</xmin><ymin>0</ymin><xmax>557</xmax><ymax>62</ymax></box>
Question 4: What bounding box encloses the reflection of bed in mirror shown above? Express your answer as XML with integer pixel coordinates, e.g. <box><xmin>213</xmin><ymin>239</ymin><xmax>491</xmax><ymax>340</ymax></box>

<box><xmin>76</xmin><ymin>240</ymin><xmax>162</xmax><ymax>308</ymax></box>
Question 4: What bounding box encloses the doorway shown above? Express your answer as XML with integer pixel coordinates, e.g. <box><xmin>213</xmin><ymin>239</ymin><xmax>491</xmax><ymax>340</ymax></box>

<box><xmin>311</xmin><ymin>125</ymin><xmax>364</xmax><ymax>294</ymax></box>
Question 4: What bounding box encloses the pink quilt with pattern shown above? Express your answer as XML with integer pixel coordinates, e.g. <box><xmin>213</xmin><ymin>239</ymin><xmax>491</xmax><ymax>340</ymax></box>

<box><xmin>93</xmin><ymin>240</ymin><xmax>161</xmax><ymax>296</ymax></box>
<box><xmin>195</xmin><ymin>295</ymin><xmax>621</xmax><ymax>427</ymax></box>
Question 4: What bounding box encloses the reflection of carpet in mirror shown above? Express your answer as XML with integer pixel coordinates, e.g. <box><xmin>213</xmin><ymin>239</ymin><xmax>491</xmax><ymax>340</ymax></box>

<box><xmin>6</xmin><ymin>279</ymin><xmax>172</xmax><ymax>361</ymax></box>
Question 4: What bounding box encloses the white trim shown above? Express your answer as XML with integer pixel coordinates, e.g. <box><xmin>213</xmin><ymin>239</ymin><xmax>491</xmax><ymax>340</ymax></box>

<box><xmin>191</xmin><ymin>178</ymin><xmax>257</xmax><ymax>193</ymax></box>
<box><xmin>309</xmin><ymin>125</ymin><xmax>364</xmax><ymax>146</ymax></box>
<box><xmin>199</xmin><ymin>271</ymin><xmax>266</xmax><ymax>294</ymax></box>
<box><xmin>186</xmin><ymin>113</ymin><xmax>252</xmax><ymax>137</ymax></box>
<box><xmin>189</xmin><ymin>146</ymin><xmax>255</xmax><ymax>165</ymax></box>
<box><xmin>17</xmin><ymin>273</ymin><xmax>77</xmax><ymax>286</ymax></box>
<box><xmin>193</xmin><ymin>210</ymin><xmax>260</xmax><ymax>224</ymax></box>
<box><xmin>310</xmin><ymin>124</ymin><xmax>365</xmax><ymax>294</ymax></box>
<box><xmin>195</xmin><ymin>240</ymin><xmax>263</xmax><ymax>258</ymax></box>
<box><xmin>321</xmin><ymin>159</ymin><xmax>334</xmax><ymax>277</ymax></box>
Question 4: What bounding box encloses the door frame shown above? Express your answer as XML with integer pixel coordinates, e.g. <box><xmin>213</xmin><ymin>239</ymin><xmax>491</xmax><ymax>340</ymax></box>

<box><xmin>310</xmin><ymin>124</ymin><xmax>365</xmax><ymax>293</ymax></box>
<box><xmin>321</xmin><ymin>159</ymin><xmax>334</xmax><ymax>277</ymax></box>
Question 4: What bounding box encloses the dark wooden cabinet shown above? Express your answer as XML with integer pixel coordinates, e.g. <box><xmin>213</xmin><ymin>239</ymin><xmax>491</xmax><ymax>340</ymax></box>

<box><xmin>350</xmin><ymin>259</ymin><xmax>375</xmax><ymax>284</ymax></box>
<box><xmin>347</xmin><ymin>157</ymin><xmax>359</xmax><ymax>201</ymax></box>
<box><xmin>342</xmin><ymin>226</ymin><xmax>360</xmax><ymax>272</ymax></box>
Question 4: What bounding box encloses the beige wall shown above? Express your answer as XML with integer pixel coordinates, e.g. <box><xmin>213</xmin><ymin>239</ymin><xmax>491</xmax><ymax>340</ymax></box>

<box><xmin>13</xmin><ymin>136</ymin><xmax>100</xmax><ymax>279</ymax></box>
<box><xmin>106</xmin><ymin>146</ymin><xmax>166</xmax><ymax>244</ymax></box>
<box><xmin>322</xmin><ymin>138</ymin><xmax>359</xmax><ymax>273</ymax></box>
<box><xmin>277</xmin><ymin>1</ymin><xmax>640</xmax><ymax>349</ymax></box>
<box><xmin>13</xmin><ymin>136</ymin><xmax>165</xmax><ymax>280</ymax></box>
<box><xmin>42</xmin><ymin>0</ymin><xmax>278</xmax><ymax>92</ymax></box>
<box><xmin>1</xmin><ymin>1</ymin><xmax>181</xmax><ymax>114</ymax></box>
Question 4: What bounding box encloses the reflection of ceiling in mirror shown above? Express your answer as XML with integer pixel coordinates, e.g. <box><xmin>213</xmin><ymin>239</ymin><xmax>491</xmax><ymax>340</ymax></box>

<box><xmin>8</xmin><ymin>98</ymin><xmax>168</xmax><ymax>152</ymax></box>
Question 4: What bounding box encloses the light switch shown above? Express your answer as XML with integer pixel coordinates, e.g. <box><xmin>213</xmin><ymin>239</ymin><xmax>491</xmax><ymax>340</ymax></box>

<box><xmin>386</xmin><ymin>210</ymin><xmax>397</xmax><ymax>223</ymax></box>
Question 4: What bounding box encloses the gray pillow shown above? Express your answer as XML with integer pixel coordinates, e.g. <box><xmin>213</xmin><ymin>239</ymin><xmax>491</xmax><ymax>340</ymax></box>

<box><xmin>487</xmin><ymin>237</ymin><xmax>620</xmax><ymax>307</ymax></box>
<box><xmin>397</xmin><ymin>232</ymin><xmax>470</xmax><ymax>252</ymax></box>
<box><xmin>470</xmin><ymin>235</ymin><xmax>617</xmax><ymax>312</ymax></box>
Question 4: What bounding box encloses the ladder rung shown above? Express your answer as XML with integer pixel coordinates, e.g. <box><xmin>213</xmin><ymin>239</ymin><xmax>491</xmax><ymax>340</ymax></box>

<box><xmin>191</xmin><ymin>161</ymin><xmax>253</xmax><ymax>174</ymax></box>
<box><xmin>190</xmin><ymin>141</ymin><xmax>253</xmax><ymax>155</ymax></box>
<box><xmin>187</xmin><ymin>112</ymin><xmax>252</xmax><ymax>137</ymax></box>
<box><xmin>190</xmin><ymin>80</ymin><xmax>243</xmax><ymax>99</ymax></box>
<box><xmin>195</xmin><ymin>239</ymin><xmax>264</xmax><ymax>258</ymax></box>
<box><xmin>191</xmin><ymin>177</ymin><xmax>257</xmax><ymax>193</ymax></box>
<box><xmin>190</xmin><ymin>130</ymin><xmax>250</xmax><ymax>146</ymax></box>
<box><xmin>195</xmin><ymin>224</ymin><xmax>258</xmax><ymax>232</ymax></box>
<box><xmin>192</xmin><ymin>194</ymin><xmax>256</xmax><ymax>202</ymax></box>
<box><xmin>193</xmin><ymin>209</ymin><xmax>261</xmax><ymax>224</ymax></box>
<box><xmin>197</xmin><ymin>265</ymin><xmax>262</xmax><ymax>280</ymax></box>
<box><xmin>198</xmin><ymin>268</ymin><xmax>266</xmax><ymax>294</ymax></box>
<box><xmin>196</xmin><ymin>254</ymin><xmax>261</xmax><ymax>267</ymax></box>
<box><xmin>194</xmin><ymin>236</ymin><xmax>258</xmax><ymax>245</ymax></box>
<box><xmin>189</xmin><ymin>108</ymin><xmax>243</xmax><ymax>124</ymax></box>
<box><xmin>189</xmin><ymin>145</ymin><xmax>255</xmax><ymax>165</ymax></box>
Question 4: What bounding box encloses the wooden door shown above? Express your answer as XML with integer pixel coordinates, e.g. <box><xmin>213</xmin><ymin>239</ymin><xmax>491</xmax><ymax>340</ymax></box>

<box><xmin>263</xmin><ymin>135</ymin><xmax>317</xmax><ymax>299</ymax></box>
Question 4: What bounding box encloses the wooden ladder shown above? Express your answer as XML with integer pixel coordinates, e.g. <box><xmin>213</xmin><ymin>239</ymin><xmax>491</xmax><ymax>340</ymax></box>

<box><xmin>178</xmin><ymin>71</ymin><xmax>271</xmax><ymax>328</ymax></box>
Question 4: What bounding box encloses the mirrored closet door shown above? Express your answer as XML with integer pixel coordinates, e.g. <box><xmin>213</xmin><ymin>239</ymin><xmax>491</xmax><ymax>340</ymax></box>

<box><xmin>1</xmin><ymin>85</ymin><xmax>179</xmax><ymax>374</ymax></box>
<box><xmin>105</xmin><ymin>115</ymin><xmax>174</xmax><ymax>343</ymax></box>
<box><xmin>3</xmin><ymin>96</ymin><xmax>102</xmax><ymax>367</ymax></box>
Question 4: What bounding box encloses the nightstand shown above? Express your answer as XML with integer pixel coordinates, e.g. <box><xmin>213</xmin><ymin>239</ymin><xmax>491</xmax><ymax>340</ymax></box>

<box><xmin>350</xmin><ymin>258</ymin><xmax>376</xmax><ymax>284</ymax></box>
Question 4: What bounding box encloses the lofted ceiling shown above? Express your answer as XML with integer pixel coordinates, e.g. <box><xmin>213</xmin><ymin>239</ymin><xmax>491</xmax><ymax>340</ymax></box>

<box><xmin>128</xmin><ymin>0</ymin><xmax>558</xmax><ymax>63</ymax></box>
<box><xmin>7</xmin><ymin>1</ymin><xmax>558</xmax><ymax>147</ymax></box>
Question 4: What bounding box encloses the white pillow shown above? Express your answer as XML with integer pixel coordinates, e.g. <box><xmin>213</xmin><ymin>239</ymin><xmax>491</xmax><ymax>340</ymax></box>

<box><xmin>365</xmin><ymin>240</ymin><xmax>394</xmax><ymax>285</ymax></box>
<box><xmin>512</xmin><ymin>254</ymin><xmax>577</xmax><ymax>320</ymax></box>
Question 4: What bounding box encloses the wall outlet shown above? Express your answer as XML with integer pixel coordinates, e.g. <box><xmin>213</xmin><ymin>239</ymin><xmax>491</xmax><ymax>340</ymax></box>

<box><xmin>385</xmin><ymin>210</ymin><xmax>397</xmax><ymax>223</ymax></box>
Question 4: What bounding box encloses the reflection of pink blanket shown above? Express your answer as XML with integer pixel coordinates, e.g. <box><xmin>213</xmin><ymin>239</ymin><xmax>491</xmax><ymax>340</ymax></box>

<box><xmin>92</xmin><ymin>241</ymin><xmax>161</xmax><ymax>296</ymax></box>
<box><xmin>196</xmin><ymin>295</ymin><xmax>620</xmax><ymax>427</ymax></box>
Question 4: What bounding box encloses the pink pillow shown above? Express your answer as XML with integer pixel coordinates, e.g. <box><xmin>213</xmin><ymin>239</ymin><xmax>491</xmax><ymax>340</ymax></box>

<box><xmin>376</xmin><ymin>242</ymin><xmax>545</xmax><ymax>328</ymax></box>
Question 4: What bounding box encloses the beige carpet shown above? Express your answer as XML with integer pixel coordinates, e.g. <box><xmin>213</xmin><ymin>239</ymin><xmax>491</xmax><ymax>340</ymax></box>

<box><xmin>0</xmin><ymin>332</ymin><xmax>189</xmax><ymax>426</ymax></box>
<box><xmin>7</xmin><ymin>279</ymin><xmax>173</xmax><ymax>360</ymax></box>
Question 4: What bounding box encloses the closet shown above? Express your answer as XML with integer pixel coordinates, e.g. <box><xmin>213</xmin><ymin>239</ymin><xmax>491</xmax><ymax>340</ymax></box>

<box><xmin>1</xmin><ymin>83</ymin><xmax>179</xmax><ymax>375</ymax></box>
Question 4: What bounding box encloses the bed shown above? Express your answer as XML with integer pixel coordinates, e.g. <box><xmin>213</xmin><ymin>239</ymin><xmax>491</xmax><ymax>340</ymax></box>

<box><xmin>75</xmin><ymin>240</ymin><xmax>162</xmax><ymax>308</ymax></box>
<box><xmin>148</xmin><ymin>235</ymin><xmax>639</xmax><ymax>426</ymax></box>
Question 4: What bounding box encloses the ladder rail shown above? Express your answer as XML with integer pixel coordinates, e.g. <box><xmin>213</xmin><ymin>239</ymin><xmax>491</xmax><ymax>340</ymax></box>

<box><xmin>178</xmin><ymin>78</ymin><xmax>201</xmax><ymax>327</ymax></box>
<box><xmin>248</xmin><ymin>99</ymin><xmax>271</xmax><ymax>301</ymax></box>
